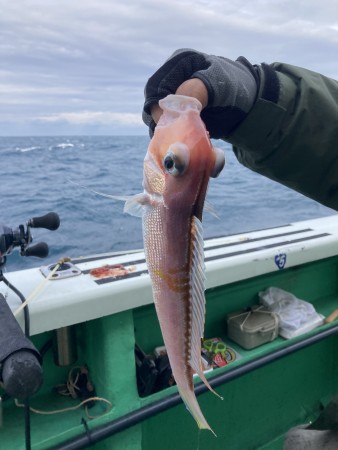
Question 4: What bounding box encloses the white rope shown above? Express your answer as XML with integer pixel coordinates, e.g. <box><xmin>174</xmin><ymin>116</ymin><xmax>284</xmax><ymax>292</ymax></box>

<box><xmin>13</xmin><ymin>257</ymin><xmax>71</xmax><ymax>317</ymax></box>
<box><xmin>15</xmin><ymin>396</ymin><xmax>112</xmax><ymax>419</ymax></box>
<box><xmin>15</xmin><ymin>365</ymin><xmax>113</xmax><ymax>419</ymax></box>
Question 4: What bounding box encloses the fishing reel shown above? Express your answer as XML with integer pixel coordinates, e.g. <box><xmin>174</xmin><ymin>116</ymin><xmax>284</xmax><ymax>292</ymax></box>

<box><xmin>0</xmin><ymin>212</ymin><xmax>60</xmax><ymax>401</ymax></box>
<box><xmin>0</xmin><ymin>212</ymin><xmax>60</xmax><ymax>267</ymax></box>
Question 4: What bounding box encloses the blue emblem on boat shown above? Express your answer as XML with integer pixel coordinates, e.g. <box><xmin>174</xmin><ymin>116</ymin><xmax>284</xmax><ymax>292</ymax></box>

<box><xmin>275</xmin><ymin>253</ymin><xmax>287</xmax><ymax>269</ymax></box>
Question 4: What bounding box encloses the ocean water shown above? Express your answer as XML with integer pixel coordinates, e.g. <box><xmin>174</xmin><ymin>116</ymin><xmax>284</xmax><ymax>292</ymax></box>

<box><xmin>1</xmin><ymin>135</ymin><xmax>335</xmax><ymax>272</ymax></box>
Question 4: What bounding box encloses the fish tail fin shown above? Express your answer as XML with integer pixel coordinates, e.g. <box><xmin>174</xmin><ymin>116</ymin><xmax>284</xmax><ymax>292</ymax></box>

<box><xmin>178</xmin><ymin>387</ymin><xmax>216</xmax><ymax>436</ymax></box>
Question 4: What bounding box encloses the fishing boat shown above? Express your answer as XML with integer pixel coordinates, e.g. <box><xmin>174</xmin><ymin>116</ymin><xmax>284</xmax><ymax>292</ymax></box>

<box><xmin>1</xmin><ymin>214</ymin><xmax>338</xmax><ymax>449</ymax></box>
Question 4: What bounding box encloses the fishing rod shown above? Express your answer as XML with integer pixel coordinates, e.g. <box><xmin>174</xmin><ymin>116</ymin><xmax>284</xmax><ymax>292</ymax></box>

<box><xmin>0</xmin><ymin>212</ymin><xmax>60</xmax><ymax>450</ymax></box>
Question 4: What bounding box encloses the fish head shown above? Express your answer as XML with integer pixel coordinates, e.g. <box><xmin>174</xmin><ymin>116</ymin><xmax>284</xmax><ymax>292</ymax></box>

<box><xmin>144</xmin><ymin>95</ymin><xmax>225</xmax><ymax>219</ymax></box>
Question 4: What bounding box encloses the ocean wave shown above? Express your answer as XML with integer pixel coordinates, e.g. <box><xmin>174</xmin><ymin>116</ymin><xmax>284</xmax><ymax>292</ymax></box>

<box><xmin>1</xmin><ymin>135</ymin><xmax>334</xmax><ymax>272</ymax></box>
<box><xmin>16</xmin><ymin>146</ymin><xmax>41</xmax><ymax>153</ymax></box>
<box><xmin>50</xmin><ymin>142</ymin><xmax>75</xmax><ymax>150</ymax></box>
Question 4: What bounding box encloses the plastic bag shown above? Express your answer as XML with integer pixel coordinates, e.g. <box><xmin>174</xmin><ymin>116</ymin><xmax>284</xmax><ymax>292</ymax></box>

<box><xmin>258</xmin><ymin>287</ymin><xmax>324</xmax><ymax>338</ymax></box>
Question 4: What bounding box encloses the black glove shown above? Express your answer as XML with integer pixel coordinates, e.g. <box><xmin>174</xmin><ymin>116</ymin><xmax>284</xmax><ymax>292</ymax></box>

<box><xmin>143</xmin><ymin>48</ymin><xmax>259</xmax><ymax>139</ymax></box>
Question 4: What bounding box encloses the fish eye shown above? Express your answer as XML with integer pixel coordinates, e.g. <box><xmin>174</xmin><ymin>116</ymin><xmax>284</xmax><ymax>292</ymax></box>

<box><xmin>164</xmin><ymin>154</ymin><xmax>175</xmax><ymax>171</ymax></box>
<box><xmin>163</xmin><ymin>151</ymin><xmax>182</xmax><ymax>175</ymax></box>
<box><xmin>163</xmin><ymin>143</ymin><xmax>189</xmax><ymax>176</ymax></box>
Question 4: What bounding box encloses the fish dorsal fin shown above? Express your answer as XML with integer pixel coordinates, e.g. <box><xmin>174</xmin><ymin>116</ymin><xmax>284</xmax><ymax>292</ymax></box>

<box><xmin>190</xmin><ymin>216</ymin><xmax>206</xmax><ymax>349</ymax></box>
<box><xmin>189</xmin><ymin>216</ymin><xmax>223</xmax><ymax>400</ymax></box>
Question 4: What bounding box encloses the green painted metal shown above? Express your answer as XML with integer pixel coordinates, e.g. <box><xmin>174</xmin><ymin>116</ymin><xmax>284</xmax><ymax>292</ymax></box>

<box><xmin>1</xmin><ymin>257</ymin><xmax>338</xmax><ymax>449</ymax></box>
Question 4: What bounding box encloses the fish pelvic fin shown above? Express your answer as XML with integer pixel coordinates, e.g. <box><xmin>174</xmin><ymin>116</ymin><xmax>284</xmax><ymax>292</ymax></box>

<box><xmin>179</xmin><ymin>387</ymin><xmax>217</xmax><ymax>437</ymax></box>
<box><xmin>189</xmin><ymin>216</ymin><xmax>223</xmax><ymax>402</ymax></box>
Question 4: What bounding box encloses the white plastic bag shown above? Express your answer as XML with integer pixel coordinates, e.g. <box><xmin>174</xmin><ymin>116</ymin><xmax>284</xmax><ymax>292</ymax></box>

<box><xmin>258</xmin><ymin>287</ymin><xmax>324</xmax><ymax>338</ymax></box>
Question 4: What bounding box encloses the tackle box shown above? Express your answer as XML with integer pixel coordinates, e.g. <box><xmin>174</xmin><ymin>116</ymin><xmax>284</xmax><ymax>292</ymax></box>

<box><xmin>226</xmin><ymin>305</ymin><xmax>279</xmax><ymax>350</ymax></box>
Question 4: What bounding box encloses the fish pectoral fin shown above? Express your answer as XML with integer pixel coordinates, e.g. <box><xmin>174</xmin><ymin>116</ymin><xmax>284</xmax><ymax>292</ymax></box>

<box><xmin>123</xmin><ymin>193</ymin><xmax>148</xmax><ymax>217</ymax></box>
<box><xmin>123</xmin><ymin>192</ymin><xmax>161</xmax><ymax>217</ymax></box>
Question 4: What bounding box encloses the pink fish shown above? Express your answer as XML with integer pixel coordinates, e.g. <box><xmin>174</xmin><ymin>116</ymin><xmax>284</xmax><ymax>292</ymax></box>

<box><xmin>125</xmin><ymin>94</ymin><xmax>225</xmax><ymax>433</ymax></box>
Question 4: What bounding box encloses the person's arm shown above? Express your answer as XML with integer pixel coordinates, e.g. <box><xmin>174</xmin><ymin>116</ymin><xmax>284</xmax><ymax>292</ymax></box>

<box><xmin>143</xmin><ymin>49</ymin><xmax>338</xmax><ymax>210</ymax></box>
<box><xmin>229</xmin><ymin>62</ymin><xmax>338</xmax><ymax>210</ymax></box>
<box><xmin>143</xmin><ymin>48</ymin><xmax>258</xmax><ymax>138</ymax></box>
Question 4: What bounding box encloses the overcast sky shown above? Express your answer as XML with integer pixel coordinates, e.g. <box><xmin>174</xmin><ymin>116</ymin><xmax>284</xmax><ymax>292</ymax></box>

<box><xmin>1</xmin><ymin>0</ymin><xmax>338</xmax><ymax>136</ymax></box>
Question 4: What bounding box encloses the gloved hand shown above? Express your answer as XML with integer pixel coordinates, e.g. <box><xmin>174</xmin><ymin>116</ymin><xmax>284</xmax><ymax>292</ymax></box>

<box><xmin>143</xmin><ymin>48</ymin><xmax>259</xmax><ymax>139</ymax></box>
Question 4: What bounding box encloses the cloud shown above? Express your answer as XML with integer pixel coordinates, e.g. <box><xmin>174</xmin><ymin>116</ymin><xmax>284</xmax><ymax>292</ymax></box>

<box><xmin>37</xmin><ymin>111</ymin><xmax>143</xmax><ymax>125</ymax></box>
<box><xmin>0</xmin><ymin>0</ymin><xmax>337</xmax><ymax>135</ymax></box>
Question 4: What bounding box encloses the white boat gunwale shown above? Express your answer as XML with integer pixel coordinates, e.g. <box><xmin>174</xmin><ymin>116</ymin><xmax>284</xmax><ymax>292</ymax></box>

<box><xmin>2</xmin><ymin>215</ymin><xmax>338</xmax><ymax>335</ymax></box>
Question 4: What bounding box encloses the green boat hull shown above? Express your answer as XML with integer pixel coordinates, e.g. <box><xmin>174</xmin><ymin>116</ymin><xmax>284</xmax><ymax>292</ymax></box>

<box><xmin>1</xmin><ymin>218</ymin><xmax>338</xmax><ymax>449</ymax></box>
<box><xmin>2</xmin><ymin>258</ymin><xmax>337</xmax><ymax>449</ymax></box>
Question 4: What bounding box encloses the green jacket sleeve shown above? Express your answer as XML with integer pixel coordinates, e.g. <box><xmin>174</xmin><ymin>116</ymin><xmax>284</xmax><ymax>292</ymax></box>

<box><xmin>228</xmin><ymin>62</ymin><xmax>338</xmax><ymax>210</ymax></box>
